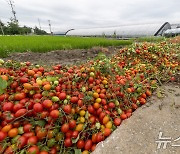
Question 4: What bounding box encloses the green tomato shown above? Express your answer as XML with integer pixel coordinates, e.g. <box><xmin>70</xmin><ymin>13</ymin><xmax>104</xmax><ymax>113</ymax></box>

<box><xmin>52</xmin><ymin>96</ymin><xmax>60</xmax><ymax>102</ymax></box>
<box><xmin>18</xmin><ymin>127</ymin><xmax>24</xmax><ymax>134</ymax></box>
<box><xmin>47</xmin><ymin>138</ymin><xmax>56</xmax><ymax>148</ymax></box>
<box><xmin>81</xmin><ymin>87</ymin><xmax>86</xmax><ymax>92</ymax></box>
<box><xmin>0</xmin><ymin>59</ymin><xmax>4</xmax><ymax>64</ymax></box>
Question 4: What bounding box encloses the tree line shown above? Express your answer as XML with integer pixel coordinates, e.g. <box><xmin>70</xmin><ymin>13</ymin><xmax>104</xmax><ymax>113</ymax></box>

<box><xmin>0</xmin><ymin>19</ymin><xmax>47</xmax><ymax>35</ymax></box>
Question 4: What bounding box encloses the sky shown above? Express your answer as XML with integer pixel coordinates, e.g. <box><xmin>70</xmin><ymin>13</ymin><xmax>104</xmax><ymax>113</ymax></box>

<box><xmin>0</xmin><ymin>0</ymin><xmax>180</xmax><ymax>33</ymax></box>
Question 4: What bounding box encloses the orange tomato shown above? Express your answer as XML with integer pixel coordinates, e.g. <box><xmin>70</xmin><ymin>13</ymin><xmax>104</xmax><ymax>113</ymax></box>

<box><xmin>8</xmin><ymin>128</ymin><xmax>18</xmax><ymax>137</ymax></box>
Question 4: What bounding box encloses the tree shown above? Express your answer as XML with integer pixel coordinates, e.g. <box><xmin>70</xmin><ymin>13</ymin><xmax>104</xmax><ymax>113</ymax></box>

<box><xmin>34</xmin><ymin>26</ymin><xmax>47</xmax><ymax>35</ymax></box>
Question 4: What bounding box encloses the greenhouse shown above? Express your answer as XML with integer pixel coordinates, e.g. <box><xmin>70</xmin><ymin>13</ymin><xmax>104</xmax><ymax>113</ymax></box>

<box><xmin>66</xmin><ymin>22</ymin><xmax>171</xmax><ymax>38</ymax></box>
<box><xmin>164</xmin><ymin>28</ymin><xmax>180</xmax><ymax>37</ymax></box>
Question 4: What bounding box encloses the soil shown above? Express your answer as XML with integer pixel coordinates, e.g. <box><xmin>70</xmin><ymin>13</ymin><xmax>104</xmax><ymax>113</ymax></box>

<box><xmin>3</xmin><ymin>46</ymin><xmax>120</xmax><ymax>66</ymax></box>
<box><xmin>93</xmin><ymin>81</ymin><xmax>180</xmax><ymax>154</ymax></box>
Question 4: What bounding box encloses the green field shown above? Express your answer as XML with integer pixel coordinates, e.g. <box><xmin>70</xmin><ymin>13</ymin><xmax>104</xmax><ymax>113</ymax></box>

<box><xmin>0</xmin><ymin>36</ymin><xmax>133</xmax><ymax>57</ymax></box>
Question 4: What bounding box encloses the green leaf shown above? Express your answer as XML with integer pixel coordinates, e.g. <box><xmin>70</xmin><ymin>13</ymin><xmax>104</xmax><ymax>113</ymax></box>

<box><xmin>85</xmin><ymin>111</ymin><xmax>89</xmax><ymax>120</ymax></box>
<box><xmin>0</xmin><ymin>77</ymin><xmax>8</xmax><ymax>89</ymax></box>
<box><xmin>33</xmin><ymin>120</ymin><xmax>46</xmax><ymax>127</ymax></box>
<box><xmin>72</xmin><ymin>134</ymin><xmax>80</xmax><ymax>143</ymax></box>
<box><xmin>0</xmin><ymin>89</ymin><xmax>5</xmax><ymax>95</ymax></box>
<box><xmin>74</xmin><ymin>149</ymin><xmax>82</xmax><ymax>154</ymax></box>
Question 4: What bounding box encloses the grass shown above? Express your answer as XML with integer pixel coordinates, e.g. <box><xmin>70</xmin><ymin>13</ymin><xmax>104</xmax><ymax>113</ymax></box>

<box><xmin>134</xmin><ymin>36</ymin><xmax>166</xmax><ymax>42</ymax></box>
<box><xmin>0</xmin><ymin>35</ymin><xmax>133</xmax><ymax>57</ymax></box>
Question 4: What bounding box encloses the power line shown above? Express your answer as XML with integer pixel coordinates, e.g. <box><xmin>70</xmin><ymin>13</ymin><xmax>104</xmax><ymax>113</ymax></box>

<box><xmin>0</xmin><ymin>19</ymin><xmax>5</xmax><ymax>35</ymax></box>
<box><xmin>38</xmin><ymin>18</ymin><xmax>41</xmax><ymax>30</ymax></box>
<box><xmin>48</xmin><ymin>20</ymin><xmax>52</xmax><ymax>35</ymax></box>
<box><xmin>6</xmin><ymin>0</ymin><xmax>18</xmax><ymax>23</ymax></box>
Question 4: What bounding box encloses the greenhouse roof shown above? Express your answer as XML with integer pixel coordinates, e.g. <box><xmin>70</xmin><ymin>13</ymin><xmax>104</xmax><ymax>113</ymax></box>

<box><xmin>66</xmin><ymin>22</ymin><xmax>171</xmax><ymax>38</ymax></box>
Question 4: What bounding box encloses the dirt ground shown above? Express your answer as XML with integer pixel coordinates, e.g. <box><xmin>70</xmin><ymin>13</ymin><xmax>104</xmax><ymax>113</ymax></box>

<box><xmin>93</xmin><ymin>81</ymin><xmax>180</xmax><ymax>154</ymax></box>
<box><xmin>3</xmin><ymin>46</ymin><xmax>119</xmax><ymax>66</ymax></box>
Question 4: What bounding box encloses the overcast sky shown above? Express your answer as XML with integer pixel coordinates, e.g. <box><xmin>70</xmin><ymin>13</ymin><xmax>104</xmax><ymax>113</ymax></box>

<box><xmin>0</xmin><ymin>0</ymin><xmax>180</xmax><ymax>32</ymax></box>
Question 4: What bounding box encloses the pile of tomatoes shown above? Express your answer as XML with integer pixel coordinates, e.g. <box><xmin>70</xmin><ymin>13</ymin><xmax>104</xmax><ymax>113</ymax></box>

<box><xmin>0</xmin><ymin>41</ymin><xmax>179</xmax><ymax>154</ymax></box>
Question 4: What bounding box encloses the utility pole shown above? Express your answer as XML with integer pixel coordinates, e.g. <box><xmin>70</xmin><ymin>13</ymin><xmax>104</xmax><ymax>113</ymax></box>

<box><xmin>0</xmin><ymin>19</ymin><xmax>5</xmax><ymax>35</ymax></box>
<box><xmin>48</xmin><ymin>20</ymin><xmax>52</xmax><ymax>35</ymax></box>
<box><xmin>38</xmin><ymin>18</ymin><xmax>41</xmax><ymax>30</ymax></box>
<box><xmin>7</xmin><ymin>0</ymin><xmax>18</xmax><ymax>23</ymax></box>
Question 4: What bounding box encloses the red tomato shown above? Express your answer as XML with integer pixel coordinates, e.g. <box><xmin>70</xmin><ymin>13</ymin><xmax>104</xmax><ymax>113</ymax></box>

<box><xmin>19</xmin><ymin>77</ymin><xmax>28</xmax><ymax>83</ymax></box>
<box><xmin>58</xmin><ymin>92</ymin><xmax>66</xmax><ymax>100</ymax></box>
<box><xmin>27</xmin><ymin>136</ymin><xmax>38</xmax><ymax>145</ymax></box>
<box><xmin>15</xmin><ymin>109</ymin><xmax>27</xmax><ymax>117</ymax></box>
<box><xmin>72</xmin><ymin>130</ymin><xmax>79</xmax><ymax>139</ymax></box>
<box><xmin>120</xmin><ymin>113</ymin><xmax>127</xmax><ymax>120</ymax></box>
<box><xmin>42</xmin><ymin>100</ymin><xmax>53</xmax><ymax>108</ymax></box>
<box><xmin>61</xmin><ymin>123</ymin><xmax>69</xmax><ymax>133</ymax></box>
<box><xmin>69</xmin><ymin>120</ymin><xmax>76</xmax><ymax>129</ymax></box>
<box><xmin>114</xmin><ymin>118</ymin><xmax>121</xmax><ymax>126</ymax></box>
<box><xmin>33</xmin><ymin>103</ymin><xmax>43</xmax><ymax>112</ymax></box>
<box><xmin>0</xmin><ymin>131</ymin><xmax>7</xmax><ymax>141</ymax></box>
<box><xmin>64</xmin><ymin>138</ymin><xmax>72</xmax><ymax>147</ymax></box>
<box><xmin>49</xmin><ymin>110</ymin><xmax>59</xmax><ymax>119</ymax></box>
<box><xmin>70</xmin><ymin>96</ymin><xmax>78</xmax><ymax>103</ymax></box>
<box><xmin>27</xmin><ymin>145</ymin><xmax>39</xmax><ymax>154</ymax></box>
<box><xmin>63</xmin><ymin>104</ymin><xmax>72</xmax><ymax>114</ymax></box>
<box><xmin>96</xmin><ymin>132</ymin><xmax>104</xmax><ymax>143</ymax></box>
<box><xmin>13</xmin><ymin>103</ymin><xmax>23</xmax><ymax>113</ymax></box>
<box><xmin>23</xmin><ymin>124</ymin><xmax>33</xmax><ymax>133</ymax></box>
<box><xmin>2</xmin><ymin>102</ymin><xmax>14</xmax><ymax>112</ymax></box>
<box><xmin>77</xmin><ymin>139</ymin><xmax>85</xmax><ymax>149</ymax></box>
<box><xmin>18</xmin><ymin>136</ymin><xmax>27</xmax><ymax>148</ymax></box>
<box><xmin>84</xmin><ymin>139</ymin><xmax>93</xmax><ymax>150</ymax></box>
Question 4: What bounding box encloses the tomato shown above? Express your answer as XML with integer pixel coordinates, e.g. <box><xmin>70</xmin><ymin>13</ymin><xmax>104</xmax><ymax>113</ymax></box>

<box><xmin>114</xmin><ymin>118</ymin><xmax>121</xmax><ymax>126</ymax></box>
<box><xmin>58</xmin><ymin>92</ymin><xmax>66</xmax><ymax>100</ymax></box>
<box><xmin>37</xmin><ymin>129</ymin><xmax>47</xmax><ymax>140</ymax></box>
<box><xmin>96</xmin><ymin>132</ymin><xmax>104</xmax><ymax>142</ymax></box>
<box><xmin>20</xmin><ymin>77</ymin><xmax>28</xmax><ymax>83</ymax></box>
<box><xmin>2</xmin><ymin>102</ymin><xmax>14</xmax><ymax>112</ymax></box>
<box><xmin>132</xmin><ymin>103</ymin><xmax>138</xmax><ymax>110</ymax></box>
<box><xmin>103</xmin><ymin>128</ymin><xmax>111</xmax><ymax>137</ymax></box>
<box><xmin>63</xmin><ymin>104</ymin><xmax>72</xmax><ymax>114</ymax></box>
<box><xmin>64</xmin><ymin>138</ymin><xmax>72</xmax><ymax>147</ymax></box>
<box><xmin>8</xmin><ymin>128</ymin><xmax>18</xmax><ymax>138</ymax></box>
<box><xmin>69</xmin><ymin>120</ymin><xmax>76</xmax><ymax>129</ymax></box>
<box><xmin>65</xmin><ymin>130</ymin><xmax>73</xmax><ymax>138</ymax></box>
<box><xmin>4</xmin><ymin>146</ymin><xmax>13</xmax><ymax>154</ymax></box>
<box><xmin>88</xmin><ymin>105</ymin><xmax>95</xmax><ymax>114</ymax></box>
<box><xmin>72</xmin><ymin>130</ymin><xmax>79</xmax><ymax>138</ymax></box>
<box><xmin>33</xmin><ymin>103</ymin><xmax>43</xmax><ymax>112</ymax></box>
<box><xmin>108</xmin><ymin>102</ymin><xmax>115</xmax><ymax>109</ymax></box>
<box><xmin>23</xmin><ymin>124</ymin><xmax>32</xmax><ymax>133</ymax></box>
<box><xmin>18</xmin><ymin>136</ymin><xmax>27</xmax><ymax>148</ymax></box>
<box><xmin>70</xmin><ymin>96</ymin><xmax>78</xmax><ymax>103</ymax></box>
<box><xmin>27</xmin><ymin>145</ymin><xmax>39</xmax><ymax>154</ymax></box>
<box><xmin>102</xmin><ymin>116</ymin><xmax>109</xmax><ymax>125</ymax></box>
<box><xmin>40</xmin><ymin>151</ymin><xmax>48</xmax><ymax>154</ymax></box>
<box><xmin>42</xmin><ymin>100</ymin><xmax>53</xmax><ymax>108</ymax></box>
<box><xmin>23</xmin><ymin>132</ymin><xmax>35</xmax><ymax>138</ymax></box>
<box><xmin>84</xmin><ymin>139</ymin><xmax>92</xmax><ymax>150</ymax></box>
<box><xmin>61</xmin><ymin>123</ymin><xmax>69</xmax><ymax>133</ymax></box>
<box><xmin>47</xmin><ymin>138</ymin><xmax>56</xmax><ymax>148</ymax></box>
<box><xmin>77</xmin><ymin>139</ymin><xmax>85</xmax><ymax>149</ymax></box>
<box><xmin>49</xmin><ymin>110</ymin><xmax>59</xmax><ymax>119</ymax></box>
<box><xmin>13</xmin><ymin>103</ymin><xmax>23</xmax><ymax>113</ymax></box>
<box><xmin>14</xmin><ymin>93</ymin><xmax>26</xmax><ymax>101</ymax></box>
<box><xmin>92</xmin><ymin>133</ymin><xmax>97</xmax><ymax>143</ymax></box>
<box><xmin>120</xmin><ymin>113</ymin><xmax>127</xmax><ymax>120</ymax></box>
<box><xmin>1</xmin><ymin>124</ymin><xmax>13</xmax><ymax>133</ymax></box>
<box><xmin>75</xmin><ymin>124</ymin><xmax>84</xmax><ymax>132</ymax></box>
<box><xmin>0</xmin><ymin>131</ymin><xmax>7</xmax><ymax>141</ymax></box>
<box><xmin>15</xmin><ymin>109</ymin><xmax>27</xmax><ymax>118</ymax></box>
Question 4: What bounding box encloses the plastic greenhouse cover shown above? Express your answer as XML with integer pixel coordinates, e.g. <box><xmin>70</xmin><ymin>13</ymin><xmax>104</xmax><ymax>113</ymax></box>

<box><xmin>66</xmin><ymin>23</ymin><xmax>169</xmax><ymax>37</ymax></box>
